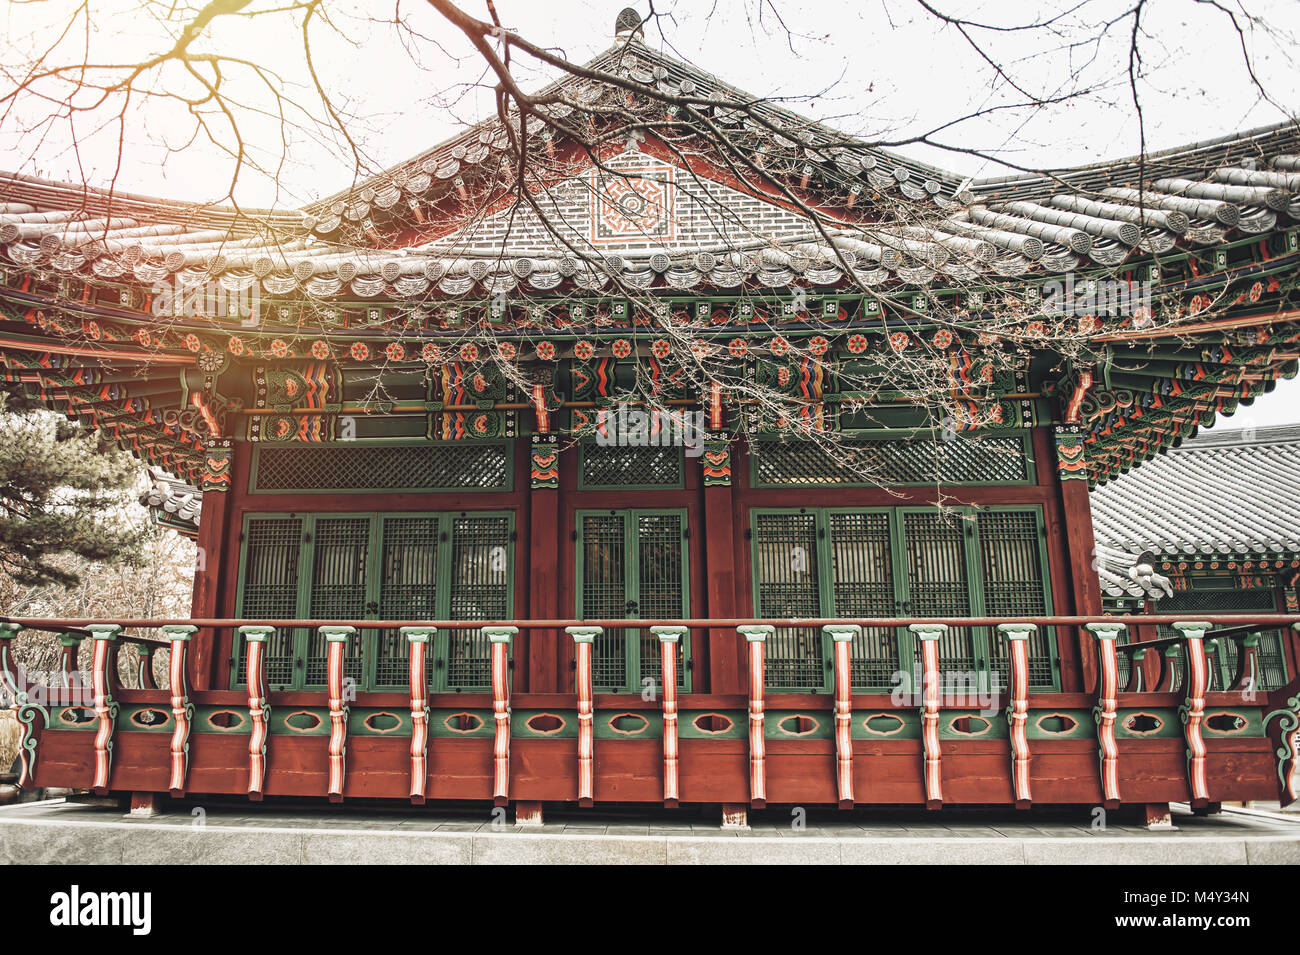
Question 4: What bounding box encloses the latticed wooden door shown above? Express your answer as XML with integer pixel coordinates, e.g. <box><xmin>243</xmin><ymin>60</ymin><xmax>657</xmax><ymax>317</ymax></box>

<box><xmin>235</xmin><ymin>511</ymin><xmax>513</xmax><ymax>690</ymax></box>
<box><xmin>576</xmin><ymin>509</ymin><xmax>689</xmax><ymax>692</ymax></box>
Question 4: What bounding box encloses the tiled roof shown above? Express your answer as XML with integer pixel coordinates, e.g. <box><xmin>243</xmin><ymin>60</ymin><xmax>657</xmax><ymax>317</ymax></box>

<box><xmin>140</xmin><ymin>469</ymin><xmax>201</xmax><ymax>535</ymax></box>
<box><xmin>1091</xmin><ymin>423</ymin><xmax>1300</xmax><ymax>595</ymax></box>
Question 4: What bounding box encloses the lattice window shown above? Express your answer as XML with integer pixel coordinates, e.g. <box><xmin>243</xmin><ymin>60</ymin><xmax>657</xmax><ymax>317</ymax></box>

<box><xmin>305</xmin><ymin>518</ymin><xmax>369</xmax><ymax>685</ymax></box>
<box><xmin>577</xmin><ymin>510</ymin><xmax>689</xmax><ymax>691</ymax></box>
<box><xmin>1157</xmin><ymin>588</ymin><xmax>1287</xmax><ymax>689</ymax></box>
<box><xmin>828</xmin><ymin>512</ymin><xmax>897</xmax><ymax>688</ymax></box>
<box><xmin>373</xmin><ymin>517</ymin><xmax>439</xmax><ymax>687</ymax></box>
<box><xmin>254</xmin><ymin>443</ymin><xmax>510</xmax><ymax>492</ymax></box>
<box><xmin>446</xmin><ymin>515</ymin><xmax>512</xmax><ymax>688</ymax></box>
<box><xmin>977</xmin><ymin>511</ymin><xmax>1054</xmax><ymax>688</ymax></box>
<box><xmin>903</xmin><ymin>512</ymin><xmax>975</xmax><ymax>674</ymax></box>
<box><xmin>580</xmin><ymin>443</ymin><xmax>683</xmax><ymax>488</ymax></box>
<box><xmin>752</xmin><ymin>436</ymin><xmax>1029</xmax><ymax>488</ymax></box>
<box><xmin>752</xmin><ymin>512</ymin><xmax>824</xmax><ymax>690</ymax></box>
<box><xmin>237</xmin><ymin>517</ymin><xmax>302</xmax><ymax>686</ymax></box>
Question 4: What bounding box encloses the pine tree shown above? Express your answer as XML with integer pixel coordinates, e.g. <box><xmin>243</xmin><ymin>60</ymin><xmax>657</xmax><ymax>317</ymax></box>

<box><xmin>0</xmin><ymin>389</ymin><xmax>145</xmax><ymax>588</ymax></box>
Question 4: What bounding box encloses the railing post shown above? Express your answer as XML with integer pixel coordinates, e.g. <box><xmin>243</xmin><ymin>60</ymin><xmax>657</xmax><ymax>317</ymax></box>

<box><xmin>319</xmin><ymin>625</ymin><xmax>355</xmax><ymax>802</ymax></box>
<box><xmin>161</xmin><ymin>625</ymin><xmax>197</xmax><ymax>796</ymax></box>
<box><xmin>135</xmin><ymin>644</ymin><xmax>158</xmax><ymax>690</ymax></box>
<box><xmin>401</xmin><ymin>627</ymin><xmax>434</xmax><ymax>804</ymax></box>
<box><xmin>1264</xmin><ymin>623</ymin><xmax>1300</xmax><ymax>807</ymax></box>
<box><xmin>824</xmin><ymin>624</ymin><xmax>859</xmax><ymax>809</ymax></box>
<box><xmin>1230</xmin><ymin>632</ymin><xmax>1261</xmax><ymax>693</ymax></box>
<box><xmin>566</xmin><ymin>626</ymin><xmax>600</xmax><ymax>807</ymax></box>
<box><xmin>1</xmin><ymin>622</ymin><xmax>48</xmax><ymax>792</ymax></box>
<box><xmin>86</xmin><ymin>624</ymin><xmax>121</xmax><ymax>795</ymax></box>
<box><xmin>1085</xmin><ymin>621</ymin><xmax>1125</xmax><ymax>809</ymax></box>
<box><xmin>1158</xmin><ymin>643</ymin><xmax>1182</xmax><ymax>693</ymax></box>
<box><xmin>738</xmin><ymin>624</ymin><xmax>773</xmax><ymax>809</ymax></box>
<box><xmin>1126</xmin><ymin>648</ymin><xmax>1146</xmax><ymax>693</ymax></box>
<box><xmin>909</xmin><ymin>623</ymin><xmax>946</xmax><ymax>810</ymax></box>
<box><xmin>57</xmin><ymin>633</ymin><xmax>81</xmax><ymax>690</ymax></box>
<box><xmin>650</xmin><ymin>625</ymin><xmax>686</xmax><ymax>807</ymax></box>
<box><xmin>239</xmin><ymin>625</ymin><xmax>275</xmax><ymax>801</ymax></box>
<box><xmin>484</xmin><ymin>626</ymin><xmax>517</xmax><ymax>807</ymax></box>
<box><xmin>1173</xmin><ymin>620</ymin><xmax>1212</xmax><ymax>809</ymax></box>
<box><xmin>998</xmin><ymin>622</ymin><xmax>1036</xmax><ymax>809</ymax></box>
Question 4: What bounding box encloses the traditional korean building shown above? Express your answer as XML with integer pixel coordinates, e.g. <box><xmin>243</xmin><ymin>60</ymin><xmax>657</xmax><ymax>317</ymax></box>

<box><xmin>1</xmin><ymin>12</ymin><xmax>1298</xmax><ymax>821</ymax></box>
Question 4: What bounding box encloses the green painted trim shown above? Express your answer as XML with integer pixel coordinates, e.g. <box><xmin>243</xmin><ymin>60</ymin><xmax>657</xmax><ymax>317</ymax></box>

<box><xmin>248</xmin><ymin>439</ymin><xmax>514</xmax><ymax>494</ymax></box>
<box><xmin>576</xmin><ymin>441</ymin><xmax>686</xmax><ymax>491</ymax></box>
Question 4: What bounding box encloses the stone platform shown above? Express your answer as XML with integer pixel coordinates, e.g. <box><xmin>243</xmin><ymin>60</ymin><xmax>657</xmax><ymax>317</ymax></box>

<box><xmin>2</xmin><ymin>798</ymin><xmax>1298</xmax><ymax>864</ymax></box>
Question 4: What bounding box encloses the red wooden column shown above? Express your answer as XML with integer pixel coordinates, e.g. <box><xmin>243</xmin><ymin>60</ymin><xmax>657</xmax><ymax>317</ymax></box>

<box><xmin>528</xmin><ymin>435</ymin><xmax>560</xmax><ymax>692</ymax></box>
<box><xmin>1085</xmin><ymin>621</ymin><xmax>1124</xmax><ymax>809</ymax></box>
<box><xmin>87</xmin><ymin>624</ymin><xmax>122</xmax><ymax>795</ymax></box>
<box><xmin>190</xmin><ymin>438</ymin><xmax>234</xmax><ymax>691</ymax></box>
<box><xmin>1173</xmin><ymin>620</ymin><xmax>1212</xmax><ymax>808</ymax></box>
<box><xmin>909</xmin><ymin>623</ymin><xmax>945</xmax><ymax>810</ymax></box>
<box><xmin>566</xmin><ymin>626</ymin><xmax>599</xmax><ymax>807</ymax></box>
<box><xmin>824</xmin><ymin>624</ymin><xmax>859</xmax><ymax>809</ymax></box>
<box><xmin>650</xmin><ymin>625</ymin><xmax>685</xmax><ymax>806</ymax></box>
<box><xmin>998</xmin><ymin>622</ymin><xmax>1036</xmax><ymax>809</ymax></box>
<box><xmin>703</xmin><ymin>440</ymin><xmax>741</xmax><ymax>693</ymax></box>
<box><xmin>161</xmin><ymin>625</ymin><xmax>197</xmax><ymax>797</ymax></box>
<box><xmin>737</xmin><ymin>624</ymin><xmax>771</xmax><ymax>808</ymax></box>
<box><xmin>484</xmin><ymin>626</ymin><xmax>517</xmax><ymax>806</ymax></box>
<box><xmin>1055</xmin><ymin>427</ymin><xmax>1101</xmax><ymax>693</ymax></box>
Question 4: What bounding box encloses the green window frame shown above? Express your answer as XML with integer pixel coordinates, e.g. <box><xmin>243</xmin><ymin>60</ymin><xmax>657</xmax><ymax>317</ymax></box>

<box><xmin>575</xmin><ymin>508</ymin><xmax>691</xmax><ymax>692</ymax></box>
<box><xmin>233</xmin><ymin>510</ymin><xmax>514</xmax><ymax>691</ymax></box>
<box><xmin>749</xmin><ymin>505</ymin><xmax>1059</xmax><ymax>692</ymax></box>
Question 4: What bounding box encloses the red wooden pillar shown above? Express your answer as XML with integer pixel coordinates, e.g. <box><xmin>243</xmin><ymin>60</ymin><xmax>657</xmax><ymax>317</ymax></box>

<box><xmin>190</xmin><ymin>438</ymin><xmax>234</xmax><ymax>691</ymax></box>
<box><xmin>704</xmin><ymin>439</ymin><xmax>741</xmax><ymax>693</ymax></box>
<box><xmin>528</xmin><ymin>435</ymin><xmax>560</xmax><ymax>692</ymax></box>
<box><xmin>1055</xmin><ymin>427</ymin><xmax>1101</xmax><ymax>693</ymax></box>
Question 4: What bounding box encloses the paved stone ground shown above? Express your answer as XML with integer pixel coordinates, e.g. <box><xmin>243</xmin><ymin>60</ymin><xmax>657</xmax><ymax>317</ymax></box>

<box><xmin>2</xmin><ymin>798</ymin><xmax>1298</xmax><ymax>864</ymax></box>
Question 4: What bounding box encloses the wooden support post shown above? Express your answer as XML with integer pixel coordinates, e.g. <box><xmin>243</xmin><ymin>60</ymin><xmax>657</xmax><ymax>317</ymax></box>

<box><xmin>721</xmin><ymin>803</ymin><xmax>749</xmax><ymax>830</ymax></box>
<box><xmin>87</xmin><ymin>624</ymin><xmax>121</xmax><ymax>795</ymax></box>
<box><xmin>1125</xmin><ymin>648</ymin><xmax>1146</xmax><ymax>693</ymax></box>
<box><xmin>319</xmin><ymin>626</ymin><xmax>354</xmax><ymax>802</ymax></box>
<box><xmin>651</xmin><ymin>626</ymin><xmax>685</xmax><ymax>807</ymax></box>
<box><xmin>161</xmin><ymin>625</ymin><xmax>197</xmax><ymax>797</ymax></box>
<box><xmin>1085</xmin><ymin>621</ymin><xmax>1124</xmax><ymax>809</ymax></box>
<box><xmin>703</xmin><ymin>457</ymin><xmax>740</xmax><ymax>694</ymax></box>
<box><xmin>239</xmin><ymin>625</ymin><xmax>275</xmax><ymax>801</ymax></box>
<box><xmin>1230</xmin><ymin>632</ymin><xmax>1261</xmax><ymax>692</ymax></box>
<box><xmin>528</xmin><ymin>435</ymin><xmax>560</xmax><ymax>693</ymax></box>
<box><xmin>824</xmin><ymin>625</ymin><xmax>859</xmax><ymax>809</ymax></box>
<box><xmin>1055</xmin><ymin>428</ymin><xmax>1102</xmax><ymax>693</ymax></box>
<box><xmin>129</xmin><ymin>792</ymin><xmax>163</xmax><ymax>818</ymax></box>
<box><xmin>189</xmin><ymin>453</ymin><xmax>231</xmax><ymax>691</ymax></box>
<box><xmin>515</xmin><ymin>800</ymin><xmax>544</xmax><ymax>826</ymax></box>
<box><xmin>909</xmin><ymin>623</ymin><xmax>946</xmax><ymax>810</ymax></box>
<box><xmin>0</xmin><ymin>622</ymin><xmax>48</xmax><ymax>791</ymax></box>
<box><xmin>1173</xmin><ymin>621</ymin><xmax>1212</xmax><ymax>809</ymax></box>
<box><xmin>999</xmin><ymin>623</ymin><xmax>1036</xmax><ymax>809</ymax></box>
<box><xmin>566</xmin><ymin>626</ymin><xmax>599</xmax><ymax>807</ymax></box>
<box><xmin>738</xmin><ymin>625</ymin><xmax>772</xmax><ymax>809</ymax></box>
<box><xmin>401</xmin><ymin>627</ymin><xmax>433</xmax><ymax>804</ymax></box>
<box><xmin>1157</xmin><ymin>644</ymin><xmax>1182</xmax><ymax>693</ymax></box>
<box><xmin>135</xmin><ymin>645</ymin><xmax>158</xmax><ymax>690</ymax></box>
<box><xmin>485</xmin><ymin>626</ymin><xmax>518</xmax><ymax>806</ymax></box>
<box><xmin>1144</xmin><ymin>803</ymin><xmax>1174</xmax><ymax>830</ymax></box>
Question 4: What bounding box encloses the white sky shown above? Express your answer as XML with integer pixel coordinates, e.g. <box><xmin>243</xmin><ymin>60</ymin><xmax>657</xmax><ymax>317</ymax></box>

<box><xmin>1</xmin><ymin>0</ymin><xmax>1298</xmax><ymax>426</ymax></box>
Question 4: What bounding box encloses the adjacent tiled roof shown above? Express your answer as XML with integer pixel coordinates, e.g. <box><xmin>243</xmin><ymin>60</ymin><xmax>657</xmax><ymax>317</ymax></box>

<box><xmin>1091</xmin><ymin>423</ymin><xmax>1300</xmax><ymax>595</ymax></box>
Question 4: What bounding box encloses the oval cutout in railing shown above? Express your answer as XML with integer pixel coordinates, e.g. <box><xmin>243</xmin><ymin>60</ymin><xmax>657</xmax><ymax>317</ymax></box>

<box><xmin>285</xmin><ymin>710</ymin><xmax>323</xmax><ymax>732</ymax></box>
<box><xmin>525</xmin><ymin>713</ymin><xmax>566</xmax><ymax>735</ymax></box>
<box><xmin>777</xmin><ymin>714</ymin><xmax>819</xmax><ymax>736</ymax></box>
<box><xmin>363</xmin><ymin>712</ymin><xmax>401</xmax><ymax>733</ymax></box>
<box><xmin>1206</xmin><ymin>713</ymin><xmax>1248</xmax><ymax>734</ymax></box>
<box><xmin>129</xmin><ymin>708</ymin><xmax>169</xmax><ymax>728</ymax></box>
<box><xmin>444</xmin><ymin>712</ymin><xmax>483</xmax><ymax>733</ymax></box>
<box><xmin>949</xmin><ymin>715</ymin><xmax>991</xmax><ymax>736</ymax></box>
<box><xmin>207</xmin><ymin>710</ymin><xmax>245</xmax><ymax>731</ymax></box>
<box><xmin>608</xmin><ymin>712</ymin><xmax>649</xmax><ymax>735</ymax></box>
<box><xmin>59</xmin><ymin>707</ymin><xmax>95</xmax><ymax>725</ymax></box>
<box><xmin>692</xmin><ymin>713</ymin><xmax>734</xmax><ymax>735</ymax></box>
<box><xmin>1035</xmin><ymin>713</ymin><xmax>1077</xmax><ymax>734</ymax></box>
<box><xmin>863</xmin><ymin>713</ymin><xmax>905</xmax><ymax>736</ymax></box>
<box><xmin>1124</xmin><ymin>713</ymin><xmax>1163</xmax><ymax>735</ymax></box>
